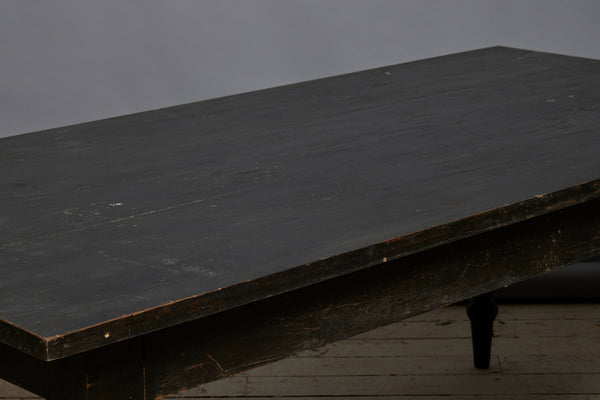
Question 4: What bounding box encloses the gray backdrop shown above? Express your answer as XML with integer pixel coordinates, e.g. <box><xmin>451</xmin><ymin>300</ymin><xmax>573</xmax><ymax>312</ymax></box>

<box><xmin>1</xmin><ymin>0</ymin><xmax>599</xmax><ymax>299</ymax></box>
<box><xmin>2</xmin><ymin>0</ymin><xmax>599</xmax><ymax>137</ymax></box>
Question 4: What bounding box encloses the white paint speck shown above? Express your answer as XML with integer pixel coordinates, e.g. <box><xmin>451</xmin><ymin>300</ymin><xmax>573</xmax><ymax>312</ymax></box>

<box><xmin>162</xmin><ymin>257</ymin><xmax>177</xmax><ymax>266</ymax></box>
<box><xmin>109</xmin><ymin>202</ymin><xmax>124</xmax><ymax>207</ymax></box>
<box><xmin>546</xmin><ymin>98</ymin><xmax>555</xmax><ymax>103</ymax></box>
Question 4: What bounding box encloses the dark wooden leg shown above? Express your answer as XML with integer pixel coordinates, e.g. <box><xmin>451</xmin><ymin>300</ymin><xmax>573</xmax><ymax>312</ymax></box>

<box><xmin>0</xmin><ymin>339</ymin><xmax>145</xmax><ymax>400</ymax></box>
<box><xmin>466</xmin><ymin>292</ymin><xmax>498</xmax><ymax>369</ymax></box>
<box><xmin>84</xmin><ymin>340</ymin><xmax>145</xmax><ymax>400</ymax></box>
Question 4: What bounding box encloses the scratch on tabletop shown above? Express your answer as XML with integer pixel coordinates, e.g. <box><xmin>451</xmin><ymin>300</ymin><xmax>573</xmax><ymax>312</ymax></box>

<box><xmin>206</xmin><ymin>353</ymin><xmax>225</xmax><ymax>375</ymax></box>
<box><xmin>2</xmin><ymin>186</ymin><xmax>255</xmax><ymax>250</ymax></box>
<box><xmin>0</xmin><ymin>199</ymin><xmax>206</xmax><ymax>250</ymax></box>
<box><xmin>242</xmin><ymin>355</ymin><xmax>281</xmax><ymax>369</ymax></box>
<box><xmin>185</xmin><ymin>362</ymin><xmax>205</xmax><ymax>371</ymax></box>
<box><xmin>460</xmin><ymin>264</ymin><xmax>469</xmax><ymax>279</ymax></box>
<box><xmin>0</xmin><ymin>240</ymin><xmax>25</xmax><ymax>250</ymax></box>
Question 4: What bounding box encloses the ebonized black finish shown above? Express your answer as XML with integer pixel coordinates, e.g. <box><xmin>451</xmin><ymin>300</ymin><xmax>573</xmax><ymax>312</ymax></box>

<box><xmin>467</xmin><ymin>292</ymin><xmax>498</xmax><ymax>369</ymax></box>
<box><xmin>2</xmin><ymin>198</ymin><xmax>600</xmax><ymax>399</ymax></box>
<box><xmin>2</xmin><ymin>46</ymin><xmax>600</xmax><ymax>398</ymax></box>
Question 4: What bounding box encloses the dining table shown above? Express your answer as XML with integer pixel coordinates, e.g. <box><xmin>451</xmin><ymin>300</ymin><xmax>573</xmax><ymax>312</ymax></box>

<box><xmin>1</xmin><ymin>46</ymin><xmax>599</xmax><ymax>399</ymax></box>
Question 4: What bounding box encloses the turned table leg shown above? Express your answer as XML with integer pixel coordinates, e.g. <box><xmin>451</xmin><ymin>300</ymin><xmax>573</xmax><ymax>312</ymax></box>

<box><xmin>466</xmin><ymin>292</ymin><xmax>498</xmax><ymax>369</ymax></box>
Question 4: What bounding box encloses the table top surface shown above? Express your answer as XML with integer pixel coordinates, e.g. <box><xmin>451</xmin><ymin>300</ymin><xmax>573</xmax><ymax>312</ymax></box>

<box><xmin>2</xmin><ymin>46</ymin><xmax>600</xmax><ymax>361</ymax></box>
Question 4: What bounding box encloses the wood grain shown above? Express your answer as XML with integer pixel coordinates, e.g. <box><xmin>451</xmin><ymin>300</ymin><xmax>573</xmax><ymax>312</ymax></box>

<box><xmin>2</xmin><ymin>304</ymin><xmax>600</xmax><ymax>399</ymax></box>
<box><xmin>2</xmin><ymin>46</ymin><xmax>600</xmax><ymax>361</ymax></box>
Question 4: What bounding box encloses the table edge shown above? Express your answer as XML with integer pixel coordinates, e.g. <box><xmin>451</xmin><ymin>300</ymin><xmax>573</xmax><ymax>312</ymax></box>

<box><xmin>2</xmin><ymin>178</ymin><xmax>600</xmax><ymax>361</ymax></box>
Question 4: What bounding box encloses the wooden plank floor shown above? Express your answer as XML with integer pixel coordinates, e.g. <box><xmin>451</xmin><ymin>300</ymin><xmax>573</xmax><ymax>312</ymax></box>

<box><xmin>1</xmin><ymin>304</ymin><xmax>598</xmax><ymax>399</ymax></box>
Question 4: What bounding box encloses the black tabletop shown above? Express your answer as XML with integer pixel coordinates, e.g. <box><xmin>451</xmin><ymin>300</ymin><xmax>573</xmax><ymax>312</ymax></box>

<box><xmin>2</xmin><ymin>46</ymin><xmax>600</xmax><ymax>360</ymax></box>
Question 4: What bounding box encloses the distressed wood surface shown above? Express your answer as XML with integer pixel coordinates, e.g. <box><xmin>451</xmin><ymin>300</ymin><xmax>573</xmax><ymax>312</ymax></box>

<box><xmin>1</xmin><ymin>46</ymin><xmax>600</xmax><ymax>362</ymax></box>
<box><xmin>2</xmin><ymin>304</ymin><xmax>600</xmax><ymax>399</ymax></box>
<box><xmin>1</xmin><ymin>198</ymin><xmax>598</xmax><ymax>399</ymax></box>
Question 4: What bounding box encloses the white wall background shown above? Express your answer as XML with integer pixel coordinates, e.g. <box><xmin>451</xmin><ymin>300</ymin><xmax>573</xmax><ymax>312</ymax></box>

<box><xmin>1</xmin><ymin>0</ymin><xmax>599</xmax><ymax>137</ymax></box>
